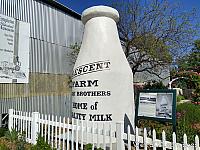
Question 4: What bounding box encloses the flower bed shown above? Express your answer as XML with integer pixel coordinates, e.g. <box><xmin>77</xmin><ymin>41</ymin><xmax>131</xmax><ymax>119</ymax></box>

<box><xmin>0</xmin><ymin>128</ymin><xmax>55</xmax><ymax>150</ymax></box>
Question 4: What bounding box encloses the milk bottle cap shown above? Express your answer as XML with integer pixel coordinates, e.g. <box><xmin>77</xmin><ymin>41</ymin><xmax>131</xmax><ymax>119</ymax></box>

<box><xmin>82</xmin><ymin>6</ymin><xmax>119</xmax><ymax>24</ymax></box>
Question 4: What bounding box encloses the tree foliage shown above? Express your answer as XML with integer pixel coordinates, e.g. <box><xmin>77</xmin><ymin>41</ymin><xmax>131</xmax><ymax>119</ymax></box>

<box><xmin>177</xmin><ymin>40</ymin><xmax>200</xmax><ymax>73</ymax></box>
<box><xmin>112</xmin><ymin>0</ymin><xmax>199</xmax><ymax>78</ymax></box>
<box><xmin>69</xmin><ymin>0</ymin><xmax>199</xmax><ymax>80</ymax></box>
<box><xmin>143</xmin><ymin>80</ymin><xmax>167</xmax><ymax>89</ymax></box>
<box><xmin>69</xmin><ymin>42</ymin><xmax>81</xmax><ymax>65</ymax></box>
<box><xmin>194</xmin><ymin>39</ymin><xmax>200</xmax><ymax>50</ymax></box>
<box><xmin>174</xmin><ymin>40</ymin><xmax>200</xmax><ymax>101</ymax></box>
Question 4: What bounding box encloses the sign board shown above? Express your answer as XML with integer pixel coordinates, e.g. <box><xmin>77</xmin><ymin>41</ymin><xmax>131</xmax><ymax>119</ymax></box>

<box><xmin>0</xmin><ymin>14</ymin><xmax>30</xmax><ymax>83</ymax></box>
<box><xmin>135</xmin><ymin>89</ymin><xmax>176</xmax><ymax>131</ymax></box>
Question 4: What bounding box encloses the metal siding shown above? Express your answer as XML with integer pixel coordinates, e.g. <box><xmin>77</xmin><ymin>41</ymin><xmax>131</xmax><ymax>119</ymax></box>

<box><xmin>0</xmin><ymin>0</ymin><xmax>83</xmax><ymax>117</ymax></box>
<box><xmin>0</xmin><ymin>96</ymin><xmax>72</xmax><ymax>117</ymax></box>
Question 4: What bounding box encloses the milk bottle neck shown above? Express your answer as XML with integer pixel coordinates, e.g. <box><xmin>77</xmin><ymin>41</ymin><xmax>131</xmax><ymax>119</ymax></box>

<box><xmin>81</xmin><ymin>17</ymin><xmax>121</xmax><ymax>50</ymax></box>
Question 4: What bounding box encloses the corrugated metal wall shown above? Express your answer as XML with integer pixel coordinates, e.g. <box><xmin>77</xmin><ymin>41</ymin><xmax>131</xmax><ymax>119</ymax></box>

<box><xmin>0</xmin><ymin>0</ymin><xmax>83</xmax><ymax>117</ymax></box>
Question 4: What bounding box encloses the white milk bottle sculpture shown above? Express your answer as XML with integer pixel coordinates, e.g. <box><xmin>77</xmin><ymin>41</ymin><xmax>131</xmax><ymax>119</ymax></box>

<box><xmin>72</xmin><ymin>6</ymin><xmax>135</xmax><ymax>133</ymax></box>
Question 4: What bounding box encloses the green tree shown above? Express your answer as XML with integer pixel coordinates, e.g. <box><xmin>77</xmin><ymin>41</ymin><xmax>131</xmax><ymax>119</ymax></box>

<box><xmin>70</xmin><ymin>0</ymin><xmax>199</xmax><ymax>79</ymax></box>
<box><xmin>194</xmin><ymin>39</ymin><xmax>200</xmax><ymax>50</ymax></box>
<box><xmin>112</xmin><ymin>0</ymin><xmax>199</xmax><ymax>78</ymax></box>
<box><xmin>69</xmin><ymin>42</ymin><xmax>81</xmax><ymax>65</ymax></box>
<box><xmin>177</xmin><ymin>40</ymin><xmax>200</xmax><ymax>73</ymax></box>
<box><xmin>175</xmin><ymin>40</ymin><xmax>200</xmax><ymax>101</ymax></box>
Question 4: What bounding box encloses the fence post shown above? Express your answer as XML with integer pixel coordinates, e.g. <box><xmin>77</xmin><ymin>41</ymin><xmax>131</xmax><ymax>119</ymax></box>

<box><xmin>31</xmin><ymin>112</ymin><xmax>39</xmax><ymax>144</ymax></box>
<box><xmin>195</xmin><ymin>135</ymin><xmax>199</xmax><ymax>150</ymax></box>
<box><xmin>116</xmin><ymin>122</ymin><xmax>125</xmax><ymax>150</ymax></box>
<box><xmin>152</xmin><ymin>129</ymin><xmax>156</xmax><ymax>150</ymax></box>
<box><xmin>0</xmin><ymin>114</ymin><xmax>2</xmax><ymax>127</ymax></box>
<box><xmin>162</xmin><ymin>130</ymin><xmax>166</xmax><ymax>150</ymax></box>
<box><xmin>183</xmin><ymin>134</ymin><xmax>188</xmax><ymax>150</ymax></box>
<box><xmin>172</xmin><ymin>132</ymin><xmax>177</xmax><ymax>150</ymax></box>
<box><xmin>144</xmin><ymin>128</ymin><xmax>147</xmax><ymax>150</ymax></box>
<box><xmin>135</xmin><ymin>127</ymin><xmax>139</xmax><ymax>150</ymax></box>
<box><xmin>8</xmin><ymin>109</ymin><xmax>14</xmax><ymax>130</ymax></box>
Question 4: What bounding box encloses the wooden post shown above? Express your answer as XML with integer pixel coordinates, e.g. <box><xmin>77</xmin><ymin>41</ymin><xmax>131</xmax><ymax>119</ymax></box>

<box><xmin>0</xmin><ymin>114</ymin><xmax>2</xmax><ymax>127</ymax></box>
<box><xmin>153</xmin><ymin>129</ymin><xmax>156</xmax><ymax>150</ymax></box>
<box><xmin>183</xmin><ymin>134</ymin><xmax>188</xmax><ymax>150</ymax></box>
<box><xmin>127</xmin><ymin>126</ymin><xmax>131</xmax><ymax>150</ymax></box>
<box><xmin>31</xmin><ymin>112</ymin><xmax>39</xmax><ymax>144</ymax></box>
<box><xmin>8</xmin><ymin>109</ymin><xmax>14</xmax><ymax>130</ymax></box>
<box><xmin>116</xmin><ymin>122</ymin><xmax>125</xmax><ymax>150</ymax></box>
<box><xmin>195</xmin><ymin>135</ymin><xmax>199</xmax><ymax>150</ymax></box>
<box><xmin>162</xmin><ymin>130</ymin><xmax>166</xmax><ymax>150</ymax></box>
<box><xmin>135</xmin><ymin>127</ymin><xmax>139</xmax><ymax>150</ymax></box>
<box><xmin>172</xmin><ymin>132</ymin><xmax>177</xmax><ymax>150</ymax></box>
<box><xmin>103</xmin><ymin>123</ymin><xmax>106</xmax><ymax>150</ymax></box>
<box><xmin>144</xmin><ymin>128</ymin><xmax>147</xmax><ymax>150</ymax></box>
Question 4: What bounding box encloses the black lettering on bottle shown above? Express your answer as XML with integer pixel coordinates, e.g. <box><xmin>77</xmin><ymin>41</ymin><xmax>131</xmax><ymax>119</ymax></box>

<box><xmin>88</xmin><ymin>80</ymin><xmax>98</xmax><ymax>87</ymax></box>
<box><xmin>104</xmin><ymin>61</ymin><xmax>111</xmax><ymax>68</ymax></box>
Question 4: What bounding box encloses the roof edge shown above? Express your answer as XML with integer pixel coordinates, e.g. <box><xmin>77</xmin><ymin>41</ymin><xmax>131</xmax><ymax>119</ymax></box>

<box><xmin>37</xmin><ymin>0</ymin><xmax>81</xmax><ymax>20</ymax></box>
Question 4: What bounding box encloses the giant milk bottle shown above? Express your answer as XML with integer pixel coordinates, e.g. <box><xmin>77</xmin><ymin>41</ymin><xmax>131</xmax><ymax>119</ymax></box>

<box><xmin>72</xmin><ymin>6</ymin><xmax>135</xmax><ymax>132</ymax></box>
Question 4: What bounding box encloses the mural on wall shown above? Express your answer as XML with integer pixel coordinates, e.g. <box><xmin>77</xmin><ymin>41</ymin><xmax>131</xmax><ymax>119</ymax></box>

<box><xmin>0</xmin><ymin>14</ymin><xmax>30</xmax><ymax>83</ymax></box>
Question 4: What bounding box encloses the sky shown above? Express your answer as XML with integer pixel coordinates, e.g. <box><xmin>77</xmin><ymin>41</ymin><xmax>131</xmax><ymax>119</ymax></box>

<box><xmin>57</xmin><ymin>0</ymin><xmax>113</xmax><ymax>14</ymax></box>
<box><xmin>57</xmin><ymin>0</ymin><xmax>200</xmax><ymax>15</ymax></box>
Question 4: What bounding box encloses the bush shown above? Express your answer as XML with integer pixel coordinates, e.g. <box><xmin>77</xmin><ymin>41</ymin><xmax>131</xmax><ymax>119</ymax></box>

<box><xmin>0</xmin><ymin>129</ymin><xmax>33</xmax><ymax>150</ymax></box>
<box><xmin>4</xmin><ymin>129</ymin><xmax>27</xmax><ymax>150</ymax></box>
<box><xmin>0</xmin><ymin>128</ymin><xmax>8</xmax><ymax>138</ymax></box>
<box><xmin>138</xmin><ymin>103</ymin><xmax>200</xmax><ymax>144</ymax></box>
<box><xmin>192</xmin><ymin>87</ymin><xmax>200</xmax><ymax>102</ymax></box>
<box><xmin>4</xmin><ymin>128</ymin><xmax>19</xmax><ymax>142</ymax></box>
<box><xmin>0</xmin><ymin>143</ymin><xmax>9</xmax><ymax>150</ymax></box>
<box><xmin>177</xmin><ymin>95</ymin><xmax>185</xmax><ymax>102</ymax></box>
<box><xmin>174</xmin><ymin>71</ymin><xmax>200</xmax><ymax>89</ymax></box>
<box><xmin>177</xmin><ymin>103</ymin><xmax>200</xmax><ymax>125</ymax></box>
<box><xmin>143</xmin><ymin>80</ymin><xmax>167</xmax><ymax>89</ymax></box>
<box><xmin>16</xmin><ymin>132</ymin><xmax>26</xmax><ymax>150</ymax></box>
<box><xmin>84</xmin><ymin>143</ymin><xmax>104</xmax><ymax>150</ymax></box>
<box><xmin>138</xmin><ymin>119</ymin><xmax>172</xmax><ymax>140</ymax></box>
<box><xmin>175</xmin><ymin>103</ymin><xmax>200</xmax><ymax>143</ymax></box>
<box><xmin>31</xmin><ymin>135</ymin><xmax>56</xmax><ymax>150</ymax></box>
<box><xmin>84</xmin><ymin>143</ymin><xmax>93</xmax><ymax>150</ymax></box>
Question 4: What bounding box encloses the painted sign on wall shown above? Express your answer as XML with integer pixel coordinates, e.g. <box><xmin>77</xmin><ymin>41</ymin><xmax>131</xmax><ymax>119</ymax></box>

<box><xmin>0</xmin><ymin>14</ymin><xmax>30</xmax><ymax>83</ymax></box>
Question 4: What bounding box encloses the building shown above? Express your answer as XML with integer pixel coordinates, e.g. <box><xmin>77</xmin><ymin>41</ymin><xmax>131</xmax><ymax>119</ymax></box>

<box><xmin>134</xmin><ymin>65</ymin><xmax>170</xmax><ymax>86</ymax></box>
<box><xmin>0</xmin><ymin>0</ymin><xmax>83</xmax><ymax>119</ymax></box>
<box><xmin>0</xmin><ymin>0</ymin><xmax>170</xmax><ymax>127</ymax></box>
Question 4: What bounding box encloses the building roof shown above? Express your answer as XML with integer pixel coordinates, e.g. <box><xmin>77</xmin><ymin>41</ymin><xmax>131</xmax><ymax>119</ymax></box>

<box><xmin>38</xmin><ymin>0</ymin><xmax>81</xmax><ymax>20</ymax></box>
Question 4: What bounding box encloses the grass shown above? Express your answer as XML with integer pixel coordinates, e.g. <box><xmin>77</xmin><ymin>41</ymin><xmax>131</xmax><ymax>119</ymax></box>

<box><xmin>177</xmin><ymin>103</ymin><xmax>200</xmax><ymax>124</ymax></box>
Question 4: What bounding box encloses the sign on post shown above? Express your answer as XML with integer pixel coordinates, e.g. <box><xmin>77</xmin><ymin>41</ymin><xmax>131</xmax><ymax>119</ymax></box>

<box><xmin>135</xmin><ymin>89</ymin><xmax>176</xmax><ymax>132</ymax></box>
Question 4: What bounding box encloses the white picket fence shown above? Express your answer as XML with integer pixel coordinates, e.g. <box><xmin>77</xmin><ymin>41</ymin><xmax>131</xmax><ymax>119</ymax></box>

<box><xmin>8</xmin><ymin>109</ymin><xmax>200</xmax><ymax>150</ymax></box>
